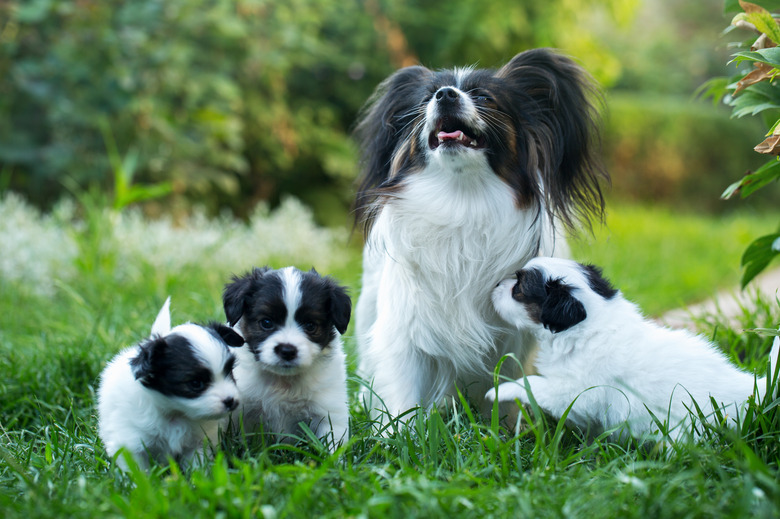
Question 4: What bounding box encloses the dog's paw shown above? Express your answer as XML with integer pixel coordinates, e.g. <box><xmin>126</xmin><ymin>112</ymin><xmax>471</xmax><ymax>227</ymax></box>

<box><xmin>485</xmin><ymin>379</ymin><xmax>531</xmax><ymax>404</ymax></box>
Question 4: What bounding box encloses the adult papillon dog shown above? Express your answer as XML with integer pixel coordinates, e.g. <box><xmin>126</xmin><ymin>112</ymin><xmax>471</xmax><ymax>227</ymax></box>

<box><xmin>353</xmin><ymin>48</ymin><xmax>608</xmax><ymax>419</ymax></box>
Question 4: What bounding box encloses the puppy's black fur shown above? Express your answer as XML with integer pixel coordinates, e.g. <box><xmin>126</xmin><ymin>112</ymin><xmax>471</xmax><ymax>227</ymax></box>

<box><xmin>511</xmin><ymin>267</ymin><xmax>586</xmax><ymax>333</ymax></box>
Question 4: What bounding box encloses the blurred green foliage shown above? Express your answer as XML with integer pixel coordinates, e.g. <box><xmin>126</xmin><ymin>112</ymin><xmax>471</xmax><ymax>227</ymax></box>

<box><xmin>604</xmin><ymin>92</ymin><xmax>768</xmax><ymax>211</ymax></box>
<box><xmin>2</xmin><ymin>0</ymin><xmax>776</xmax><ymax>225</ymax></box>
<box><xmin>0</xmin><ymin>0</ymin><xmax>633</xmax><ymax>223</ymax></box>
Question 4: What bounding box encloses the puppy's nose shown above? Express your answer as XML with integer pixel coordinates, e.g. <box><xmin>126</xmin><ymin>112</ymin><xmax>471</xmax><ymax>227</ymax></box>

<box><xmin>435</xmin><ymin>87</ymin><xmax>459</xmax><ymax>103</ymax></box>
<box><xmin>274</xmin><ymin>343</ymin><xmax>298</xmax><ymax>361</ymax></box>
<box><xmin>223</xmin><ymin>396</ymin><xmax>238</xmax><ymax>412</ymax></box>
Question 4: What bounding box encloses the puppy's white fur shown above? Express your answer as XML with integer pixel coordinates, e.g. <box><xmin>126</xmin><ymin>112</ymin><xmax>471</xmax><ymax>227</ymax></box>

<box><xmin>486</xmin><ymin>257</ymin><xmax>779</xmax><ymax>441</ymax></box>
<box><xmin>98</xmin><ymin>298</ymin><xmax>240</xmax><ymax>470</ymax></box>
<box><xmin>225</xmin><ymin>267</ymin><xmax>350</xmax><ymax>450</ymax></box>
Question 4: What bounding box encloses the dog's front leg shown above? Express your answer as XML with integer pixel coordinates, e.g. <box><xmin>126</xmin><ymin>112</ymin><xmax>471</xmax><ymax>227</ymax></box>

<box><xmin>487</xmin><ymin>375</ymin><xmax>560</xmax><ymax>408</ymax></box>
<box><xmin>487</xmin><ymin>377</ymin><xmax>532</xmax><ymax>406</ymax></box>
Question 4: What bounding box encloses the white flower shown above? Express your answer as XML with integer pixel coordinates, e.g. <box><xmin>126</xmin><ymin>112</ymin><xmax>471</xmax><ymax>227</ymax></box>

<box><xmin>0</xmin><ymin>193</ymin><xmax>348</xmax><ymax>295</ymax></box>
<box><xmin>0</xmin><ymin>193</ymin><xmax>78</xmax><ymax>296</ymax></box>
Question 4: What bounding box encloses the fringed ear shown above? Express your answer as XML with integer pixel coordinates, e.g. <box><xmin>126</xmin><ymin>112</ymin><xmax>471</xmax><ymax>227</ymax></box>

<box><xmin>222</xmin><ymin>267</ymin><xmax>269</xmax><ymax>326</ymax></box>
<box><xmin>130</xmin><ymin>337</ymin><xmax>166</xmax><ymax>382</ymax></box>
<box><xmin>497</xmin><ymin>48</ymin><xmax>607</xmax><ymax>231</ymax></box>
<box><xmin>353</xmin><ymin>65</ymin><xmax>433</xmax><ymax>231</ymax></box>
<box><xmin>540</xmin><ymin>280</ymin><xmax>586</xmax><ymax>333</ymax></box>
<box><xmin>150</xmin><ymin>297</ymin><xmax>171</xmax><ymax>337</ymax></box>
<box><xmin>327</xmin><ymin>280</ymin><xmax>352</xmax><ymax>335</ymax></box>
<box><xmin>209</xmin><ymin>323</ymin><xmax>245</xmax><ymax>348</ymax></box>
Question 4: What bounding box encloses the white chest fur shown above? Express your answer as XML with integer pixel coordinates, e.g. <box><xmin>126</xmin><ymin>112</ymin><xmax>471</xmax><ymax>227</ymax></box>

<box><xmin>357</xmin><ymin>161</ymin><xmax>554</xmax><ymax>412</ymax></box>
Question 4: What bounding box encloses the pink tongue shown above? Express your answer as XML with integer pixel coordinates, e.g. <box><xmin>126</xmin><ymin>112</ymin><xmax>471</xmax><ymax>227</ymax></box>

<box><xmin>438</xmin><ymin>130</ymin><xmax>463</xmax><ymax>141</ymax></box>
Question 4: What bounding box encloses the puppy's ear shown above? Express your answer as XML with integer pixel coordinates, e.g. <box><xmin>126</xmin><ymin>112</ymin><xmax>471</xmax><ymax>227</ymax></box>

<box><xmin>222</xmin><ymin>267</ymin><xmax>268</xmax><ymax>326</ymax></box>
<box><xmin>328</xmin><ymin>280</ymin><xmax>352</xmax><ymax>335</ymax></box>
<box><xmin>353</xmin><ymin>65</ymin><xmax>433</xmax><ymax>231</ymax></box>
<box><xmin>130</xmin><ymin>337</ymin><xmax>166</xmax><ymax>382</ymax></box>
<box><xmin>540</xmin><ymin>280</ymin><xmax>586</xmax><ymax>333</ymax></box>
<box><xmin>210</xmin><ymin>323</ymin><xmax>245</xmax><ymax>348</ymax></box>
<box><xmin>581</xmin><ymin>263</ymin><xmax>618</xmax><ymax>300</ymax></box>
<box><xmin>497</xmin><ymin>48</ymin><xmax>607</xmax><ymax>231</ymax></box>
<box><xmin>151</xmin><ymin>297</ymin><xmax>171</xmax><ymax>337</ymax></box>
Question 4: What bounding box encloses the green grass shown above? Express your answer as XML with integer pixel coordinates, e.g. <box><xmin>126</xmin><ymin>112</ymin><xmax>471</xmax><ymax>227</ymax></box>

<box><xmin>1</xmin><ymin>198</ymin><xmax>779</xmax><ymax>518</ymax></box>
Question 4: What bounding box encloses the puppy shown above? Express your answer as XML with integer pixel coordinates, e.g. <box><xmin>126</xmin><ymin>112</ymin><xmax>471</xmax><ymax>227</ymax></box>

<box><xmin>486</xmin><ymin>257</ymin><xmax>780</xmax><ymax>441</ymax></box>
<box><xmin>222</xmin><ymin>266</ymin><xmax>351</xmax><ymax>451</ymax></box>
<box><xmin>353</xmin><ymin>48</ymin><xmax>608</xmax><ymax>418</ymax></box>
<box><xmin>97</xmin><ymin>297</ymin><xmax>244</xmax><ymax>470</ymax></box>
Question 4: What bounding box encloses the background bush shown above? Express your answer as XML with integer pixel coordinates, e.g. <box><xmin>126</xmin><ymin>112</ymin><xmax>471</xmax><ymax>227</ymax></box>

<box><xmin>603</xmin><ymin>93</ymin><xmax>771</xmax><ymax>212</ymax></box>
<box><xmin>9</xmin><ymin>0</ymin><xmax>763</xmax><ymax>225</ymax></box>
<box><xmin>0</xmin><ymin>0</ymin><xmax>629</xmax><ymax>223</ymax></box>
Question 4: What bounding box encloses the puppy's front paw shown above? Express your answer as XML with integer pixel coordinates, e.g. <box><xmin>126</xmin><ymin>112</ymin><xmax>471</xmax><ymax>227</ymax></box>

<box><xmin>485</xmin><ymin>379</ymin><xmax>531</xmax><ymax>405</ymax></box>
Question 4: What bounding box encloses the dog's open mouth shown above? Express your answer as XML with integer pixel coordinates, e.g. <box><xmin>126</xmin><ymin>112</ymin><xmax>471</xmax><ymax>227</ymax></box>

<box><xmin>428</xmin><ymin>117</ymin><xmax>486</xmax><ymax>150</ymax></box>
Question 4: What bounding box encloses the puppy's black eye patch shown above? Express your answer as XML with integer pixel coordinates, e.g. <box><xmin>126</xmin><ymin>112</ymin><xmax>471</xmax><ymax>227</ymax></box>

<box><xmin>180</xmin><ymin>369</ymin><xmax>212</xmax><ymax>397</ymax></box>
<box><xmin>134</xmin><ymin>334</ymin><xmax>215</xmax><ymax>399</ymax></box>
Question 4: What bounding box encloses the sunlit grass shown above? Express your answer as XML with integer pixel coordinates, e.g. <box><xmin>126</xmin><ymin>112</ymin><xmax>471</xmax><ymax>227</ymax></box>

<box><xmin>571</xmin><ymin>203</ymin><xmax>780</xmax><ymax>315</ymax></box>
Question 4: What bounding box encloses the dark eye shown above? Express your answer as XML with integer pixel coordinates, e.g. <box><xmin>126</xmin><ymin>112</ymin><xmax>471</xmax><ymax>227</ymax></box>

<box><xmin>189</xmin><ymin>379</ymin><xmax>205</xmax><ymax>391</ymax></box>
<box><xmin>302</xmin><ymin>322</ymin><xmax>319</xmax><ymax>334</ymax></box>
<box><xmin>260</xmin><ymin>318</ymin><xmax>275</xmax><ymax>331</ymax></box>
<box><xmin>473</xmin><ymin>90</ymin><xmax>492</xmax><ymax>103</ymax></box>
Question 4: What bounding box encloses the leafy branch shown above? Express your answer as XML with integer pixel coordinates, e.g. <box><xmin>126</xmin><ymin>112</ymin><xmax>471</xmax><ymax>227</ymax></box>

<box><xmin>701</xmin><ymin>0</ymin><xmax>780</xmax><ymax>287</ymax></box>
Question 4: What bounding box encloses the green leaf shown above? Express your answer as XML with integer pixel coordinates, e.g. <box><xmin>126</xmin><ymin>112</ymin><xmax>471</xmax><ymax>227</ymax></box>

<box><xmin>737</xmin><ymin>2</ymin><xmax>780</xmax><ymax>45</ymax></box>
<box><xmin>730</xmin><ymin>93</ymin><xmax>780</xmax><ymax>117</ymax></box>
<box><xmin>730</xmin><ymin>47</ymin><xmax>780</xmax><ymax>69</ymax></box>
<box><xmin>114</xmin><ymin>182</ymin><xmax>173</xmax><ymax>209</ymax></box>
<box><xmin>728</xmin><ymin>81</ymin><xmax>780</xmax><ymax>116</ymax></box>
<box><xmin>723</xmin><ymin>158</ymin><xmax>780</xmax><ymax>199</ymax></box>
<box><xmin>740</xmin><ymin>232</ymin><xmax>780</xmax><ymax>287</ymax></box>
<box><xmin>743</xmin><ymin>159</ymin><xmax>780</xmax><ymax>196</ymax></box>
<box><xmin>695</xmin><ymin>77</ymin><xmax>732</xmax><ymax>106</ymax></box>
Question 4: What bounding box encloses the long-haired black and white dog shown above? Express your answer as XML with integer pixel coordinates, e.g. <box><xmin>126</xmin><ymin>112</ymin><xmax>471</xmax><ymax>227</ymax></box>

<box><xmin>353</xmin><ymin>48</ymin><xmax>608</xmax><ymax>418</ymax></box>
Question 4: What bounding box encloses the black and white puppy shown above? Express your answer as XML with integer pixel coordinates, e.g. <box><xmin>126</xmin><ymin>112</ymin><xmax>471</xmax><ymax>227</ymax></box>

<box><xmin>98</xmin><ymin>298</ymin><xmax>244</xmax><ymax>470</ymax></box>
<box><xmin>353</xmin><ymin>48</ymin><xmax>607</xmax><ymax>417</ymax></box>
<box><xmin>486</xmin><ymin>258</ymin><xmax>780</xmax><ymax>441</ymax></box>
<box><xmin>223</xmin><ymin>266</ymin><xmax>351</xmax><ymax>450</ymax></box>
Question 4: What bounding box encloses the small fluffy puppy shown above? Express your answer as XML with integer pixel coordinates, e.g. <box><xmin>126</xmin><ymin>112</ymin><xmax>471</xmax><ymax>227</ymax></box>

<box><xmin>222</xmin><ymin>266</ymin><xmax>351</xmax><ymax>450</ymax></box>
<box><xmin>352</xmin><ymin>48</ymin><xmax>608</xmax><ymax>418</ymax></box>
<box><xmin>98</xmin><ymin>298</ymin><xmax>245</xmax><ymax>470</ymax></box>
<box><xmin>486</xmin><ymin>258</ymin><xmax>779</xmax><ymax>441</ymax></box>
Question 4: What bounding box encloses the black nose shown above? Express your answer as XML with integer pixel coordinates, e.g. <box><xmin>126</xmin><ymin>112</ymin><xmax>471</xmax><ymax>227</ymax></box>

<box><xmin>274</xmin><ymin>343</ymin><xmax>298</xmax><ymax>361</ymax></box>
<box><xmin>223</xmin><ymin>397</ymin><xmax>238</xmax><ymax>412</ymax></box>
<box><xmin>435</xmin><ymin>87</ymin><xmax>459</xmax><ymax>103</ymax></box>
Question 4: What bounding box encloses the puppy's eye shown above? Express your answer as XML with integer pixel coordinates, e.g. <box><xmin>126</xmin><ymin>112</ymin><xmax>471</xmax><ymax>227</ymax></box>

<box><xmin>189</xmin><ymin>379</ymin><xmax>205</xmax><ymax>391</ymax></box>
<box><xmin>301</xmin><ymin>322</ymin><xmax>319</xmax><ymax>334</ymax></box>
<box><xmin>260</xmin><ymin>318</ymin><xmax>275</xmax><ymax>330</ymax></box>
